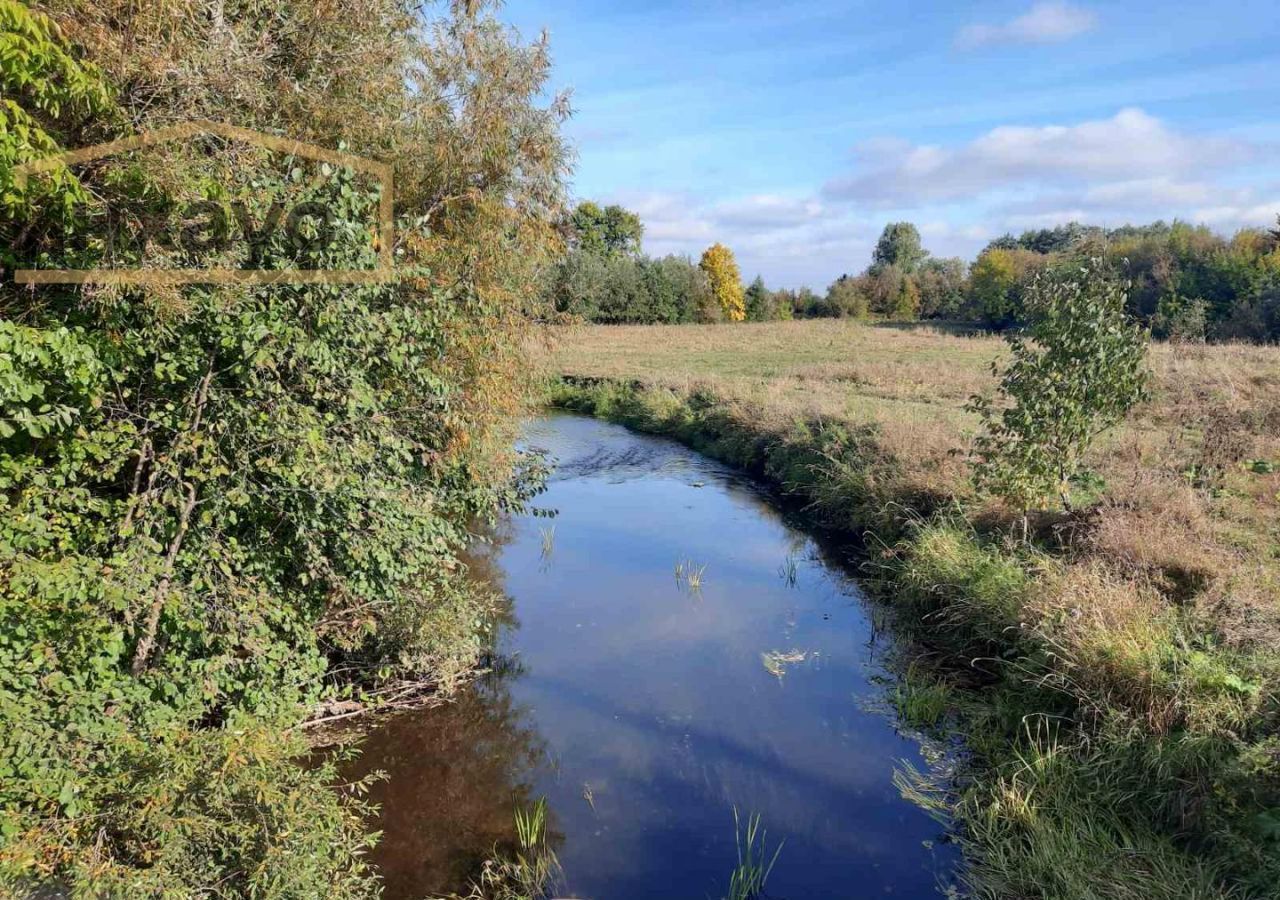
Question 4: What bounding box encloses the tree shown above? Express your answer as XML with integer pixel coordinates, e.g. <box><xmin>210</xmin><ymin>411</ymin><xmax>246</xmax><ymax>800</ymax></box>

<box><xmin>744</xmin><ymin>275</ymin><xmax>773</xmax><ymax>321</ymax></box>
<box><xmin>795</xmin><ymin>286</ymin><xmax>822</xmax><ymax>318</ymax></box>
<box><xmin>826</xmin><ymin>275</ymin><xmax>869</xmax><ymax>319</ymax></box>
<box><xmin>549</xmin><ymin>249</ymin><xmax>610</xmax><ymax>319</ymax></box>
<box><xmin>570</xmin><ymin>201</ymin><xmax>643</xmax><ymax>256</ymax></box>
<box><xmin>550</xmin><ymin>251</ymin><xmax>712</xmax><ymax>324</ymax></box>
<box><xmin>871</xmin><ymin>222</ymin><xmax>928</xmax><ymax>274</ymax></box>
<box><xmin>771</xmin><ymin>288</ymin><xmax>799</xmax><ymax>318</ymax></box>
<box><xmin>638</xmin><ymin>255</ymin><xmax>703</xmax><ymax>323</ymax></box>
<box><xmin>595</xmin><ymin>253</ymin><xmax>650</xmax><ymax>322</ymax></box>
<box><xmin>0</xmin><ymin>0</ymin><xmax>111</xmax><ymax>267</ymax></box>
<box><xmin>968</xmin><ymin>248</ymin><xmax>1046</xmax><ymax>327</ymax></box>
<box><xmin>968</xmin><ymin>261</ymin><xmax>1149</xmax><ymax>522</ymax></box>
<box><xmin>0</xmin><ymin>0</ymin><xmax>571</xmax><ymax>892</ymax></box>
<box><xmin>776</xmin><ymin>293</ymin><xmax>794</xmax><ymax>320</ymax></box>
<box><xmin>892</xmin><ymin>274</ymin><xmax>921</xmax><ymax>319</ymax></box>
<box><xmin>699</xmin><ymin>243</ymin><xmax>746</xmax><ymax>321</ymax></box>
<box><xmin>915</xmin><ymin>257</ymin><xmax>967</xmax><ymax>319</ymax></box>
<box><xmin>864</xmin><ymin>264</ymin><xmax>906</xmax><ymax>316</ymax></box>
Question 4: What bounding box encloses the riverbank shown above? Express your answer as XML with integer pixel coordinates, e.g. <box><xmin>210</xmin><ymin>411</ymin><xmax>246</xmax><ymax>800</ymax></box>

<box><xmin>545</xmin><ymin>320</ymin><xmax>1280</xmax><ymax>899</ymax></box>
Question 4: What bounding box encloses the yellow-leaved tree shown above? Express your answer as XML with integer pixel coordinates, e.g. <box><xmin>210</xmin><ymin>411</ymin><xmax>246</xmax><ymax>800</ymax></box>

<box><xmin>699</xmin><ymin>242</ymin><xmax>746</xmax><ymax>321</ymax></box>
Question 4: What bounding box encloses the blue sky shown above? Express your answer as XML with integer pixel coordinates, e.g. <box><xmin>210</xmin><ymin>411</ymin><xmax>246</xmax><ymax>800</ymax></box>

<box><xmin>504</xmin><ymin>1</ymin><xmax>1280</xmax><ymax>288</ymax></box>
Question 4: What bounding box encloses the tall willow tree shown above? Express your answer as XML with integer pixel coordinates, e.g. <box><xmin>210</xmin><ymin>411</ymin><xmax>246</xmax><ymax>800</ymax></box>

<box><xmin>0</xmin><ymin>1</ymin><xmax>568</xmax><ymax>894</ymax></box>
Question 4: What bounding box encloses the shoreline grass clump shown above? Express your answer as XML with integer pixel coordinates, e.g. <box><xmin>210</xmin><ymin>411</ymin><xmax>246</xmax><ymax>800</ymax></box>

<box><xmin>547</xmin><ymin>309</ymin><xmax>1280</xmax><ymax>897</ymax></box>
<box><xmin>429</xmin><ymin>798</ymin><xmax>562</xmax><ymax>900</ymax></box>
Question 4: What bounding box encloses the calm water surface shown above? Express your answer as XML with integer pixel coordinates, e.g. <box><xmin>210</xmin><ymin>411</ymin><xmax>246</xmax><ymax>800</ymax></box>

<box><xmin>348</xmin><ymin>413</ymin><xmax>958</xmax><ymax>899</ymax></box>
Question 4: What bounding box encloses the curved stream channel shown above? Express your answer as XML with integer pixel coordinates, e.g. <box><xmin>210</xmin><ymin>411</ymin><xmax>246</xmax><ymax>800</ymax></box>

<box><xmin>347</xmin><ymin>412</ymin><xmax>959</xmax><ymax>898</ymax></box>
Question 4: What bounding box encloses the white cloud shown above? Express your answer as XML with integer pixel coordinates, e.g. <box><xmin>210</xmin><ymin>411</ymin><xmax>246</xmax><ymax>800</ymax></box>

<box><xmin>823</xmin><ymin>108</ymin><xmax>1259</xmax><ymax>206</ymax></box>
<box><xmin>998</xmin><ymin>209</ymin><xmax>1093</xmax><ymax>231</ymax></box>
<box><xmin>620</xmin><ymin>192</ymin><xmax>717</xmax><ymax>246</ymax></box>
<box><xmin>1191</xmin><ymin>200</ymin><xmax>1280</xmax><ymax>230</ymax></box>
<box><xmin>1079</xmin><ymin>178</ymin><xmax>1222</xmax><ymax>207</ymax></box>
<box><xmin>956</xmin><ymin>2</ymin><xmax>1097</xmax><ymax>50</ymax></box>
<box><xmin>617</xmin><ymin>191</ymin><xmax>838</xmax><ymax>254</ymax></box>
<box><xmin>919</xmin><ymin>220</ymin><xmax>992</xmax><ymax>242</ymax></box>
<box><xmin>997</xmin><ymin>178</ymin><xmax>1251</xmax><ymax>221</ymax></box>
<box><xmin>708</xmin><ymin>194</ymin><xmax>827</xmax><ymax>231</ymax></box>
<box><xmin>996</xmin><ymin>200</ymin><xmax>1280</xmax><ymax>235</ymax></box>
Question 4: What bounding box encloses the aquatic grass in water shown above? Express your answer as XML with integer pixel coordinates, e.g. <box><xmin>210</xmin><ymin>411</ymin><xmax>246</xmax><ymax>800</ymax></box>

<box><xmin>539</xmin><ymin>526</ymin><xmax>556</xmax><ymax>559</ymax></box>
<box><xmin>674</xmin><ymin>558</ymin><xmax>707</xmax><ymax>591</ymax></box>
<box><xmin>687</xmin><ymin>566</ymin><xmax>706</xmax><ymax>591</ymax></box>
<box><xmin>890</xmin><ymin>663</ymin><xmax>955</xmax><ymax>730</ymax></box>
<box><xmin>725</xmin><ymin>808</ymin><xmax>784</xmax><ymax>900</ymax></box>
<box><xmin>778</xmin><ymin>554</ymin><xmax>799</xmax><ymax>587</ymax></box>
<box><xmin>760</xmin><ymin>649</ymin><xmax>806</xmax><ymax>679</ymax></box>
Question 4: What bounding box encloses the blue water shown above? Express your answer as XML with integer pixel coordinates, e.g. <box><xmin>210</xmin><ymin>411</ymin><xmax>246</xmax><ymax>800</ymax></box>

<box><xmin>351</xmin><ymin>412</ymin><xmax>958</xmax><ymax>899</ymax></box>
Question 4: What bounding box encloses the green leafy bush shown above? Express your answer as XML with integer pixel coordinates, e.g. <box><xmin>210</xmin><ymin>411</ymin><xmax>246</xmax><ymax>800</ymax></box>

<box><xmin>968</xmin><ymin>261</ymin><xmax>1149</xmax><ymax>517</ymax></box>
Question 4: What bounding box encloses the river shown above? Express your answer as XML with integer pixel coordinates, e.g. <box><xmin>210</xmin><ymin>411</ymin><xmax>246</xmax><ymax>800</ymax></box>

<box><xmin>345</xmin><ymin>412</ymin><xmax>958</xmax><ymax>899</ymax></box>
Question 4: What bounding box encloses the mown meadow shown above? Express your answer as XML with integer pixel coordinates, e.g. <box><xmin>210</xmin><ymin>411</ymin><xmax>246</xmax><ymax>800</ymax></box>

<box><xmin>547</xmin><ymin>318</ymin><xmax>1280</xmax><ymax>899</ymax></box>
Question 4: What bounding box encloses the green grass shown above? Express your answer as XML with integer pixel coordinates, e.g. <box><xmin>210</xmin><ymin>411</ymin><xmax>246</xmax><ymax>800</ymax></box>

<box><xmin>890</xmin><ymin>663</ymin><xmax>956</xmax><ymax>730</ymax></box>
<box><xmin>726</xmin><ymin>808</ymin><xmax>784</xmax><ymax>900</ymax></box>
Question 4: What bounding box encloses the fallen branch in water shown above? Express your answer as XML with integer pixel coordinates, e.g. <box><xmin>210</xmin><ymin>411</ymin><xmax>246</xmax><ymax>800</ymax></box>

<box><xmin>297</xmin><ymin>668</ymin><xmax>488</xmax><ymax>735</ymax></box>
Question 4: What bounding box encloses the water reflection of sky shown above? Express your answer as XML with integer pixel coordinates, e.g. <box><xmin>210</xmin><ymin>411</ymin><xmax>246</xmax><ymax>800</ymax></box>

<box><xmin>354</xmin><ymin>412</ymin><xmax>958</xmax><ymax>899</ymax></box>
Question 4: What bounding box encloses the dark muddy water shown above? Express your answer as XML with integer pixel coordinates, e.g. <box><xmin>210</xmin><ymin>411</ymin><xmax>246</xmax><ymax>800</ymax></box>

<box><xmin>347</xmin><ymin>413</ymin><xmax>958</xmax><ymax>899</ymax></box>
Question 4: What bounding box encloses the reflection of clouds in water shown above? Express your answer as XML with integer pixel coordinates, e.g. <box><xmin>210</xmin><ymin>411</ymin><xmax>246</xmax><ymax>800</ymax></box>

<box><xmin>522</xmin><ymin>672</ymin><xmax>940</xmax><ymax>875</ymax></box>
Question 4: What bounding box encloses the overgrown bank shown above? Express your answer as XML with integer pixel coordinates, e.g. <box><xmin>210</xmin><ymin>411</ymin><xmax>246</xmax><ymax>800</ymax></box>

<box><xmin>1</xmin><ymin>1</ymin><xmax>567</xmax><ymax>894</ymax></box>
<box><xmin>548</xmin><ymin>374</ymin><xmax>1280</xmax><ymax>900</ymax></box>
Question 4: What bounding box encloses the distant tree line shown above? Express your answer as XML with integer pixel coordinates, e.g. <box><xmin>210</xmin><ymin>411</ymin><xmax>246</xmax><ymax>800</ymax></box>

<box><xmin>548</xmin><ymin>202</ymin><xmax>1280</xmax><ymax>341</ymax></box>
<box><xmin>544</xmin><ymin>202</ymin><xmax>744</xmax><ymax>323</ymax></box>
<box><xmin>970</xmin><ymin>219</ymin><xmax>1280</xmax><ymax>341</ymax></box>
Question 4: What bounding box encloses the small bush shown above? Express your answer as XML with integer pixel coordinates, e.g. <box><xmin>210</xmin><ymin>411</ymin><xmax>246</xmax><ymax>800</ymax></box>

<box><xmin>969</xmin><ymin>260</ymin><xmax>1149</xmax><ymax>518</ymax></box>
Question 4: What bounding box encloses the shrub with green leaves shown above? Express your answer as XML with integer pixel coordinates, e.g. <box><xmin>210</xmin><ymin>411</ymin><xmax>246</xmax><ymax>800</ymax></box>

<box><xmin>0</xmin><ymin>0</ymin><xmax>111</xmax><ymax>229</ymax></box>
<box><xmin>0</xmin><ymin>164</ymin><xmax>516</xmax><ymax>892</ymax></box>
<box><xmin>968</xmin><ymin>260</ymin><xmax>1149</xmax><ymax>516</ymax></box>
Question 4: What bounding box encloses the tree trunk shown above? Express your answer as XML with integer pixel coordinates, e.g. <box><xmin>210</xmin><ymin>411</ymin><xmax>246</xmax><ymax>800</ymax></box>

<box><xmin>130</xmin><ymin>481</ymin><xmax>198</xmax><ymax>675</ymax></box>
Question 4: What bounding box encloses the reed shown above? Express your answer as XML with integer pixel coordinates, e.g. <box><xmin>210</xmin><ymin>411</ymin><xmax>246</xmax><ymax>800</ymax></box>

<box><xmin>725</xmin><ymin>808</ymin><xmax>783</xmax><ymax>900</ymax></box>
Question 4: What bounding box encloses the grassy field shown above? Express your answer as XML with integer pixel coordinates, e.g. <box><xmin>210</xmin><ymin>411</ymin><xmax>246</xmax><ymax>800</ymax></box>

<box><xmin>543</xmin><ymin>320</ymin><xmax>1280</xmax><ymax>899</ymax></box>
